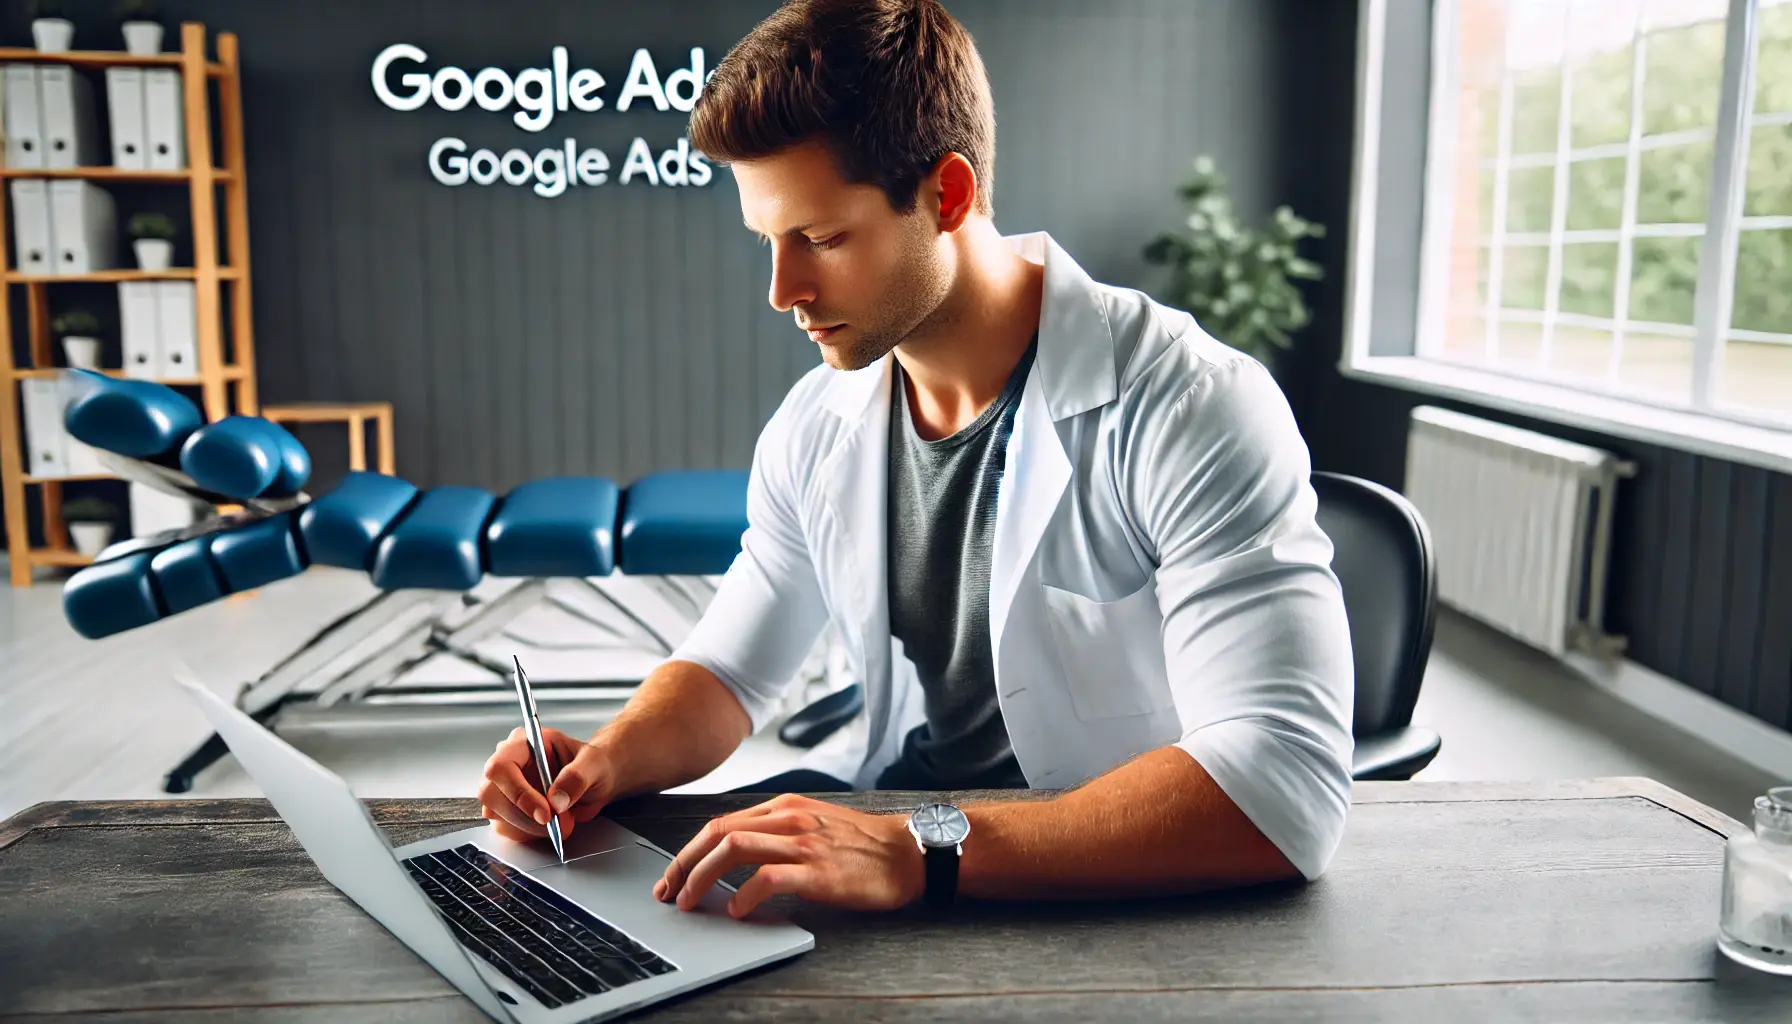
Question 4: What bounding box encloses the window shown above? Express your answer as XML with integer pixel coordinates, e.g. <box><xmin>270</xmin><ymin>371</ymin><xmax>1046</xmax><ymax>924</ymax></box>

<box><xmin>1347</xmin><ymin>0</ymin><xmax>1792</xmax><ymax>469</ymax></box>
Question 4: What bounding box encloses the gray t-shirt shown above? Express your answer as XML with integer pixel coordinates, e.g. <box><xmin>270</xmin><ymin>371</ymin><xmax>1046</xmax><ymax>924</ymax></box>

<box><xmin>875</xmin><ymin>340</ymin><xmax>1038</xmax><ymax>791</ymax></box>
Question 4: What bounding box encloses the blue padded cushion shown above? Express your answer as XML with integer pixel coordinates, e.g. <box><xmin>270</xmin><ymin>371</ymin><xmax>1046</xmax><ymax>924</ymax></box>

<box><xmin>371</xmin><ymin>486</ymin><xmax>494</xmax><ymax>590</ymax></box>
<box><xmin>150</xmin><ymin>537</ymin><xmax>225</xmax><ymax>615</ymax></box>
<box><xmin>62</xmin><ymin>552</ymin><xmax>163</xmax><ymax>639</ymax></box>
<box><xmin>618</xmin><ymin>470</ymin><xmax>749</xmax><ymax>576</ymax></box>
<box><xmin>62</xmin><ymin>370</ymin><xmax>202</xmax><ymax>460</ymax></box>
<box><xmin>208</xmin><ymin>512</ymin><xmax>306</xmax><ymax>592</ymax></box>
<box><xmin>485</xmin><ymin>476</ymin><xmax>619</xmax><ymax>578</ymax></box>
<box><xmin>181</xmin><ymin>416</ymin><xmax>295</xmax><ymax>499</ymax></box>
<box><xmin>264</xmin><ymin>427</ymin><xmax>312</xmax><ymax>498</ymax></box>
<box><xmin>298</xmin><ymin>471</ymin><xmax>419</xmax><ymax>571</ymax></box>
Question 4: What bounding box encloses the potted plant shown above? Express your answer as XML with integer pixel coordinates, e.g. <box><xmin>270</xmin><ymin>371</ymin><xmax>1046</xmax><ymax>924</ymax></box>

<box><xmin>117</xmin><ymin>0</ymin><xmax>162</xmax><ymax>55</ymax></box>
<box><xmin>1143</xmin><ymin>155</ymin><xmax>1325</xmax><ymax>379</ymax></box>
<box><xmin>128</xmin><ymin>212</ymin><xmax>177</xmax><ymax>271</ymax></box>
<box><xmin>61</xmin><ymin>496</ymin><xmax>118</xmax><ymax>556</ymax></box>
<box><xmin>30</xmin><ymin>0</ymin><xmax>73</xmax><ymax>52</ymax></box>
<box><xmin>52</xmin><ymin>309</ymin><xmax>103</xmax><ymax>370</ymax></box>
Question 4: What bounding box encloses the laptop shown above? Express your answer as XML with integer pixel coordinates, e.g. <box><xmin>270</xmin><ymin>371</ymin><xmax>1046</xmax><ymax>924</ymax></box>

<box><xmin>174</xmin><ymin>672</ymin><xmax>814</xmax><ymax>1023</ymax></box>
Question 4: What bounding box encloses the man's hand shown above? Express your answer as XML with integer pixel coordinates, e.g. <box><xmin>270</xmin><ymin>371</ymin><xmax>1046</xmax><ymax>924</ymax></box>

<box><xmin>654</xmin><ymin>794</ymin><xmax>925</xmax><ymax>919</ymax></box>
<box><xmin>479</xmin><ymin>726</ymin><xmax>613</xmax><ymax>843</ymax></box>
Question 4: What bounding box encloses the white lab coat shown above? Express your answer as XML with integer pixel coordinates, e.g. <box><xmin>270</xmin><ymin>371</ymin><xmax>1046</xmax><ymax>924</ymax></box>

<box><xmin>673</xmin><ymin>231</ymin><xmax>1355</xmax><ymax>881</ymax></box>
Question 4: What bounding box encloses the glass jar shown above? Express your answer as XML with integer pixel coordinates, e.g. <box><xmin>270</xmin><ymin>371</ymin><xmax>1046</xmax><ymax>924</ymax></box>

<box><xmin>1718</xmin><ymin>785</ymin><xmax>1792</xmax><ymax>974</ymax></box>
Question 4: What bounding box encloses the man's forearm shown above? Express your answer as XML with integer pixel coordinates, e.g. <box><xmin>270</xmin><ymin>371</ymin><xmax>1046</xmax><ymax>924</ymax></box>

<box><xmin>587</xmin><ymin>660</ymin><xmax>753</xmax><ymax>802</ymax></box>
<box><xmin>957</xmin><ymin>745</ymin><xmax>1300</xmax><ymax>899</ymax></box>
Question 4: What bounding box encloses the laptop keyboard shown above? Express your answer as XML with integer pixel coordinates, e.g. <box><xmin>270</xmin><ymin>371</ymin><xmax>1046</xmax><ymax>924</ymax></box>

<box><xmin>403</xmin><ymin>843</ymin><xmax>677</xmax><ymax>1009</ymax></box>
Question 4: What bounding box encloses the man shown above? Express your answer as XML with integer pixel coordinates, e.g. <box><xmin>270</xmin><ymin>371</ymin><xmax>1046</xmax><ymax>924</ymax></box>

<box><xmin>479</xmin><ymin>0</ymin><xmax>1354</xmax><ymax>919</ymax></box>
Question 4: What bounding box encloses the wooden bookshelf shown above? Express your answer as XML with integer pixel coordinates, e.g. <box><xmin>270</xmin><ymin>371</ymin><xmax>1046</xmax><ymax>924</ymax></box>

<box><xmin>0</xmin><ymin>23</ymin><xmax>258</xmax><ymax>586</ymax></box>
<box><xmin>0</xmin><ymin>45</ymin><xmax>223</xmax><ymax>74</ymax></box>
<box><xmin>9</xmin><ymin>365</ymin><xmax>247</xmax><ymax>382</ymax></box>
<box><xmin>4</xmin><ymin>267</ymin><xmax>242</xmax><ymax>282</ymax></box>
<box><xmin>29</xmin><ymin>547</ymin><xmax>95</xmax><ymax>567</ymax></box>
<box><xmin>0</xmin><ymin>167</ymin><xmax>235</xmax><ymax>181</ymax></box>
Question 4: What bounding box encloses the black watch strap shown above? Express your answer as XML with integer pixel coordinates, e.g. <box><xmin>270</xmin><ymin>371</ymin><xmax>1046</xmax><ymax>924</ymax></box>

<box><xmin>923</xmin><ymin>844</ymin><xmax>959</xmax><ymax>909</ymax></box>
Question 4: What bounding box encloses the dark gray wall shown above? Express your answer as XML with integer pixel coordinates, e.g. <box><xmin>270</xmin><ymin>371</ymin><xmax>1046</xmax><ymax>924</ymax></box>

<box><xmin>1280</xmin><ymin>0</ymin><xmax>1792</xmax><ymax>736</ymax></box>
<box><xmin>9</xmin><ymin>0</ymin><xmax>1282</xmax><ymax>498</ymax></box>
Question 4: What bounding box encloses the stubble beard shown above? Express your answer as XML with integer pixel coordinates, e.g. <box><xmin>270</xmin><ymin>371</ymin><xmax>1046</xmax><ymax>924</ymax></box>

<box><xmin>813</xmin><ymin>224</ymin><xmax>954</xmax><ymax>372</ymax></box>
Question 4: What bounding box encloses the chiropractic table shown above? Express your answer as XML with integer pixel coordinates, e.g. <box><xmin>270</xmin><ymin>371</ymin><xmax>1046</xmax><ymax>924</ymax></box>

<box><xmin>52</xmin><ymin>370</ymin><xmax>862</xmax><ymax>790</ymax></box>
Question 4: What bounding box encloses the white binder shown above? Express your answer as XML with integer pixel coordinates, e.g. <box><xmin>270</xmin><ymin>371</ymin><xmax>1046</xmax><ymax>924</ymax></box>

<box><xmin>48</xmin><ymin>179</ymin><xmax>117</xmax><ymax>274</ymax></box>
<box><xmin>118</xmin><ymin>280</ymin><xmax>160</xmax><ymax>378</ymax></box>
<box><xmin>20</xmin><ymin>377</ymin><xmax>69</xmax><ymax>479</ymax></box>
<box><xmin>3</xmin><ymin>63</ymin><xmax>43</xmax><ymax>168</ymax></box>
<box><xmin>143</xmin><ymin>69</ymin><xmax>185</xmax><ymax>170</ymax></box>
<box><xmin>104</xmin><ymin>67</ymin><xmax>147</xmax><ymax>170</ymax></box>
<box><xmin>10</xmin><ymin>179</ymin><xmax>55</xmax><ymax>275</ymax></box>
<box><xmin>155</xmin><ymin>280</ymin><xmax>198</xmax><ymax>378</ymax></box>
<box><xmin>130</xmin><ymin>481</ymin><xmax>199</xmax><ymax>538</ymax></box>
<box><xmin>66</xmin><ymin>435</ymin><xmax>107</xmax><ymax>476</ymax></box>
<box><xmin>37</xmin><ymin>64</ymin><xmax>99</xmax><ymax>169</ymax></box>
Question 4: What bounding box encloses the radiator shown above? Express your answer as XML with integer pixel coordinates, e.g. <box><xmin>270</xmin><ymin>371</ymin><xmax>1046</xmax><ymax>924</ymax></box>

<box><xmin>1402</xmin><ymin>406</ymin><xmax>1635</xmax><ymax>659</ymax></box>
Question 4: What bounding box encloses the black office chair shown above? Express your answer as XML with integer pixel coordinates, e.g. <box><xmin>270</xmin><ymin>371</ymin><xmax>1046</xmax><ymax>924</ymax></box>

<box><xmin>781</xmin><ymin>471</ymin><xmax>1442</xmax><ymax>781</ymax></box>
<box><xmin>1312</xmin><ymin>471</ymin><xmax>1441</xmax><ymax>781</ymax></box>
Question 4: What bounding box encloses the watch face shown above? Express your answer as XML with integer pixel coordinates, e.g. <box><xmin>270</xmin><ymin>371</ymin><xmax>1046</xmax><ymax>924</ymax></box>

<box><xmin>911</xmin><ymin>803</ymin><xmax>970</xmax><ymax>846</ymax></box>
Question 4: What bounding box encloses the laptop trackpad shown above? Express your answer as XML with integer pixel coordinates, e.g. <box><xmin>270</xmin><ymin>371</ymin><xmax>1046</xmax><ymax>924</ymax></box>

<box><xmin>555</xmin><ymin>816</ymin><xmax>648</xmax><ymax>863</ymax></box>
<box><xmin>531</xmin><ymin>842</ymin><xmax>736</xmax><ymax>921</ymax></box>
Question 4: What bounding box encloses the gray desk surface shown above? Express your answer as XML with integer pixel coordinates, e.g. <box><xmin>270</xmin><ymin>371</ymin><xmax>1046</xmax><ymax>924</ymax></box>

<box><xmin>3</xmin><ymin>777</ymin><xmax>1792</xmax><ymax>1021</ymax></box>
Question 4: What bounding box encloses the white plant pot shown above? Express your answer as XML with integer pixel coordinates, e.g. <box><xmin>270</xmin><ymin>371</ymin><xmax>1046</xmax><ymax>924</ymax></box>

<box><xmin>69</xmin><ymin>522</ymin><xmax>113</xmax><ymax>557</ymax></box>
<box><xmin>32</xmin><ymin>18</ymin><xmax>74</xmax><ymax>53</ymax></box>
<box><xmin>62</xmin><ymin>335</ymin><xmax>101</xmax><ymax>370</ymax></box>
<box><xmin>121</xmin><ymin>21</ymin><xmax>162</xmax><ymax>56</ymax></box>
<box><xmin>134</xmin><ymin>238</ymin><xmax>173</xmax><ymax>271</ymax></box>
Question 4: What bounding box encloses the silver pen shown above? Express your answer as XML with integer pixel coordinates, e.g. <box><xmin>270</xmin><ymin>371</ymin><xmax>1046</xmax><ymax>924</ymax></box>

<box><xmin>510</xmin><ymin>655</ymin><xmax>565</xmax><ymax>864</ymax></box>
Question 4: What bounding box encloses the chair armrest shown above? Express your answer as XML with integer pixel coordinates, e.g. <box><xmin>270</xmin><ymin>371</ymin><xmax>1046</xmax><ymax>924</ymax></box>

<box><xmin>1351</xmin><ymin>726</ymin><xmax>1442</xmax><ymax>781</ymax></box>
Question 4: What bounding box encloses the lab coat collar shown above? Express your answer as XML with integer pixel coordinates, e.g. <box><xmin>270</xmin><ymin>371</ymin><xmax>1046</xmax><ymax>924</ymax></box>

<box><xmin>819</xmin><ymin>231</ymin><xmax>1117</xmax><ymax>423</ymax></box>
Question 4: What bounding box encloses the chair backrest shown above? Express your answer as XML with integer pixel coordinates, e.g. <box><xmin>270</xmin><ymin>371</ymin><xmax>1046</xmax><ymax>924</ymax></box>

<box><xmin>1310</xmin><ymin>471</ymin><xmax>1438</xmax><ymax>738</ymax></box>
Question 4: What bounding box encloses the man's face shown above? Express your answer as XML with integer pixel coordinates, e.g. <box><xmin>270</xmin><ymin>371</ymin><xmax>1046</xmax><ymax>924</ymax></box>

<box><xmin>733</xmin><ymin>141</ymin><xmax>953</xmax><ymax>371</ymax></box>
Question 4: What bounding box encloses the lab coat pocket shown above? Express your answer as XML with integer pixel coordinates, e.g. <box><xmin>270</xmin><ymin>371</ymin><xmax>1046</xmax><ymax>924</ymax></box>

<box><xmin>1039</xmin><ymin>580</ymin><xmax>1175</xmax><ymax>721</ymax></box>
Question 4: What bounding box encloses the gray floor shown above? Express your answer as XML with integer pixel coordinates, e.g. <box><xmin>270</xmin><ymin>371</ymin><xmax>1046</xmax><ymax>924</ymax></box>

<box><xmin>0</xmin><ymin>561</ymin><xmax>1781</xmax><ymax>826</ymax></box>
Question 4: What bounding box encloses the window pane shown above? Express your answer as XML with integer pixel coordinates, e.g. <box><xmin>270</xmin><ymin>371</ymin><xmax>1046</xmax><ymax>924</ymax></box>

<box><xmin>1421</xmin><ymin>0</ymin><xmax>1727</xmax><ymax>411</ymax></box>
<box><xmin>1461</xmin><ymin>0</ymin><xmax>1513</xmax><ymax>85</ymax></box>
<box><xmin>1441</xmin><ymin>314</ymin><xmax>1489</xmax><ymax>363</ymax></box>
<box><xmin>1732</xmin><ymin>229</ymin><xmax>1792</xmax><ymax>335</ymax></box>
<box><xmin>1500</xmin><ymin>245</ymin><xmax>1551</xmax><ymax>310</ymax></box>
<box><xmin>1478</xmin><ymin>168</ymin><xmax>1499</xmax><ymax>238</ymax></box>
<box><xmin>1641</xmin><ymin>17</ymin><xmax>1725</xmax><ymax>136</ymax></box>
<box><xmin>1718</xmin><ymin>338</ymin><xmax>1792</xmax><ymax>417</ymax></box>
<box><xmin>1628</xmin><ymin>236</ymin><xmax>1701</xmax><ymax>325</ymax></box>
<box><xmin>1743</xmin><ymin>123</ymin><xmax>1792</xmax><ymax>218</ymax></box>
<box><xmin>1493</xmin><ymin>318</ymin><xmax>1546</xmax><ymax>370</ymax></box>
<box><xmin>1728</xmin><ymin>4</ymin><xmax>1792</xmax><ymax>423</ymax></box>
<box><xmin>1511</xmin><ymin>70</ymin><xmax>1564</xmax><ymax>156</ymax></box>
<box><xmin>1546</xmin><ymin>325</ymin><xmax>1616</xmax><ymax>383</ymax></box>
<box><xmin>1566</xmin><ymin>156</ymin><xmax>1625</xmax><ymax>229</ymax></box>
<box><xmin>1569</xmin><ymin>42</ymin><xmax>1635</xmax><ymax>149</ymax></box>
<box><xmin>1636</xmin><ymin>139</ymin><xmax>1712</xmax><ymax>223</ymax></box>
<box><xmin>1478</xmin><ymin>86</ymin><xmax>1505</xmax><ymax>158</ymax></box>
<box><xmin>1560</xmin><ymin>242</ymin><xmax>1619</xmax><ymax>317</ymax></box>
<box><xmin>1754</xmin><ymin>1</ymin><xmax>1792</xmax><ymax>114</ymax></box>
<box><xmin>1614</xmin><ymin>332</ymin><xmax>1694</xmax><ymax>402</ymax></box>
<box><xmin>1505</xmin><ymin>165</ymin><xmax>1557</xmax><ymax>233</ymax></box>
<box><xmin>1445</xmin><ymin>245</ymin><xmax>1491</xmax><ymax>315</ymax></box>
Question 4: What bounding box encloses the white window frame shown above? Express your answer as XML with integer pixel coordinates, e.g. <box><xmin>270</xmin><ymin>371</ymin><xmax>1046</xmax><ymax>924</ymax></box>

<box><xmin>1342</xmin><ymin>0</ymin><xmax>1792</xmax><ymax>476</ymax></box>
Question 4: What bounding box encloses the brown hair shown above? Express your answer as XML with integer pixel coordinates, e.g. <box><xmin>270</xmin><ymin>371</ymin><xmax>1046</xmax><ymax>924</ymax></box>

<box><xmin>689</xmin><ymin>0</ymin><xmax>996</xmax><ymax>216</ymax></box>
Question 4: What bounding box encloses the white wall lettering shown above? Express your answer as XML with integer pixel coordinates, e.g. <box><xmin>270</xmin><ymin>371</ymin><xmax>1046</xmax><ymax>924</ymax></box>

<box><xmin>428</xmin><ymin>135</ymin><xmax>701</xmax><ymax>197</ymax></box>
<box><xmin>374</xmin><ymin>41</ymin><xmax>717</xmax><ymax>193</ymax></box>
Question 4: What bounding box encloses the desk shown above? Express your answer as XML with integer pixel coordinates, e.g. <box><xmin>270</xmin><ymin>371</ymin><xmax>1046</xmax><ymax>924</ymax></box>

<box><xmin>3</xmin><ymin>778</ymin><xmax>1790</xmax><ymax>1021</ymax></box>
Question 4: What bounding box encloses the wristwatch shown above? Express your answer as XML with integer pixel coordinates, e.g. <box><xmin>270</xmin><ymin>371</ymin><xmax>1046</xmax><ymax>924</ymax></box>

<box><xmin>906</xmin><ymin>802</ymin><xmax>970</xmax><ymax>910</ymax></box>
